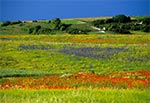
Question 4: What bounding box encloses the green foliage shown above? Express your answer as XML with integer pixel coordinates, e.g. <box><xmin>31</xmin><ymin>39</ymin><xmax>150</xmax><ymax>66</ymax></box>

<box><xmin>92</xmin><ymin>19</ymin><xmax>105</xmax><ymax>27</ymax></box>
<box><xmin>27</xmin><ymin>25</ymin><xmax>41</xmax><ymax>34</ymax></box>
<box><xmin>1</xmin><ymin>21</ymin><xmax>11</xmax><ymax>26</ymax></box>
<box><xmin>105</xmin><ymin>18</ymin><xmax>114</xmax><ymax>23</ymax></box>
<box><xmin>1</xmin><ymin>21</ymin><xmax>22</xmax><ymax>27</ymax></box>
<box><xmin>91</xmin><ymin>15</ymin><xmax>150</xmax><ymax>34</ymax></box>
<box><xmin>107</xmin><ymin>23</ymin><xmax>131</xmax><ymax>34</ymax></box>
<box><xmin>140</xmin><ymin>25</ymin><xmax>150</xmax><ymax>32</ymax></box>
<box><xmin>26</xmin><ymin>25</ymin><xmax>52</xmax><ymax>34</ymax></box>
<box><xmin>67</xmin><ymin>28</ymin><xmax>88</xmax><ymax>34</ymax></box>
<box><xmin>139</xmin><ymin>17</ymin><xmax>150</xmax><ymax>25</ymax></box>
<box><xmin>1</xmin><ymin>16</ymin><xmax>150</xmax><ymax>35</ymax></box>
<box><xmin>112</xmin><ymin>14</ymin><xmax>131</xmax><ymax>23</ymax></box>
<box><xmin>51</xmin><ymin>18</ymin><xmax>61</xmax><ymax>30</ymax></box>
<box><xmin>113</xmin><ymin>28</ymin><xmax>131</xmax><ymax>34</ymax></box>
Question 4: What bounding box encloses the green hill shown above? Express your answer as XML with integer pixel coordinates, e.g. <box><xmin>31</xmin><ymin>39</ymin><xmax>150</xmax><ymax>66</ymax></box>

<box><xmin>0</xmin><ymin>15</ymin><xmax>150</xmax><ymax>35</ymax></box>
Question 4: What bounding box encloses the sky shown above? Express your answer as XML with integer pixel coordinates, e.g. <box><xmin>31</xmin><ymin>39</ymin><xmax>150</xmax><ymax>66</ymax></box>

<box><xmin>0</xmin><ymin>0</ymin><xmax>149</xmax><ymax>21</ymax></box>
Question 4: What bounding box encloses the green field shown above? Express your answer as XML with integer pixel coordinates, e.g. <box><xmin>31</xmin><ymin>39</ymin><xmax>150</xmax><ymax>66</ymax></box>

<box><xmin>0</xmin><ymin>34</ymin><xmax>150</xmax><ymax>102</ymax></box>
<box><xmin>0</xmin><ymin>35</ymin><xmax>150</xmax><ymax>75</ymax></box>
<box><xmin>0</xmin><ymin>89</ymin><xmax>149</xmax><ymax>103</ymax></box>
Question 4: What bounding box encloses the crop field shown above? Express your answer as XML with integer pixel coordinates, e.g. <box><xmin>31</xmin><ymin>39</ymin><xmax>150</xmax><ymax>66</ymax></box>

<box><xmin>0</xmin><ymin>34</ymin><xmax>150</xmax><ymax>102</ymax></box>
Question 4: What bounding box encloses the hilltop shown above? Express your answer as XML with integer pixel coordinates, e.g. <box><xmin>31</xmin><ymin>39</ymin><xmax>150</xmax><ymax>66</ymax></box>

<box><xmin>0</xmin><ymin>15</ymin><xmax>150</xmax><ymax>35</ymax></box>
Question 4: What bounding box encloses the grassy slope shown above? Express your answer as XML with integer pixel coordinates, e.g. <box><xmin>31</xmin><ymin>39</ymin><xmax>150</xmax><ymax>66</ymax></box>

<box><xmin>1</xmin><ymin>16</ymin><xmax>149</xmax><ymax>35</ymax></box>
<box><xmin>0</xmin><ymin>89</ymin><xmax>149</xmax><ymax>103</ymax></box>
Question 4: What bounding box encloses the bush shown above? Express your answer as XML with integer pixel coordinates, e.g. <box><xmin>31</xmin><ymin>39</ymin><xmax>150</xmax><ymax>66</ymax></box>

<box><xmin>131</xmin><ymin>25</ymin><xmax>141</xmax><ymax>31</ymax></box>
<box><xmin>1</xmin><ymin>21</ymin><xmax>11</xmax><ymax>26</ymax></box>
<box><xmin>27</xmin><ymin>25</ymin><xmax>41</xmax><ymax>34</ymax></box>
<box><xmin>67</xmin><ymin>28</ymin><xmax>88</xmax><ymax>34</ymax></box>
<box><xmin>113</xmin><ymin>28</ymin><xmax>131</xmax><ymax>34</ymax></box>
<box><xmin>38</xmin><ymin>27</ymin><xmax>51</xmax><ymax>34</ymax></box>
<box><xmin>140</xmin><ymin>25</ymin><xmax>150</xmax><ymax>32</ymax></box>
<box><xmin>51</xmin><ymin>18</ymin><xmax>61</xmax><ymax>30</ymax></box>
<box><xmin>92</xmin><ymin>19</ymin><xmax>105</xmax><ymax>27</ymax></box>
<box><xmin>112</xmin><ymin>14</ymin><xmax>131</xmax><ymax>23</ymax></box>
<box><xmin>11</xmin><ymin>21</ymin><xmax>22</xmax><ymax>25</ymax></box>
<box><xmin>105</xmin><ymin>19</ymin><xmax>113</xmax><ymax>23</ymax></box>
<box><xmin>1</xmin><ymin>21</ymin><xmax>22</xmax><ymax>26</ymax></box>
<box><xmin>141</xmin><ymin>17</ymin><xmax>150</xmax><ymax>25</ymax></box>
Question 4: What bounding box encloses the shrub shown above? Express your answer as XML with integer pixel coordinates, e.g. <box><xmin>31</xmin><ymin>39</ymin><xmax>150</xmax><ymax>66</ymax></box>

<box><xmin>140</xmin><ymin>25</ymin><xmax>150</xmax><ymax>32</ymax></box>
<box><xmin>11</xmin><ymin>21</ymin><xmax>22</xmax><ymax>25</ymax></box>
<box><xmin>1</xmin><ymin>21</ymin><xmax>11</xmax><ymax>26</ymax></box>
<box><xmin>113</xmin><ymin>28</ymin><xmax>131</xmax><ymax>34</ymax></box>
<box><xmin>91</xmin><ymin>19</ymin><xmax>105</xmax><ymax>27</ymax></box>
<box><xmin>105</xmin><ymin>19</ymin><xmax>113</xmax><ymax>23</ymax></box>
<box><xmin>140</xmin><ymin>17</ymin><xmax>150</xmax><ymax>25</ymax></box>
<box><xmin>51</xmin><ymin>18</ymin><xmax>61</xmax><ymax>30</ymax></box>
<box><xmin>112</xmin><ymin>14</ymin><xmax>131</xmax><ymax>23</ymax></box>
<box><xmin>67</xmin><ymin>28</ymin><xmax>88</xmax><ymax>34</ymax></box>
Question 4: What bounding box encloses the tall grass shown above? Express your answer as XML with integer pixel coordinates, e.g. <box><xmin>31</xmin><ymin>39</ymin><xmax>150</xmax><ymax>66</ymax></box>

<box><xmin>0</xmin><ymin>89</ymin><xmax>149</xmax><ymax>103</ymax></box>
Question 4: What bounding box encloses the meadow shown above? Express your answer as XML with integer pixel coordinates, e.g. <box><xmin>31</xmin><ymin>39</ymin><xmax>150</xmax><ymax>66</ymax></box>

<box><xmin>0</xmin><ymin>34</ymin><xmax>150</xmax><ymax>102</ymax></box>
<box><xmin>0</xmin><ymin>89</ymin><xmax>149</xmax><ymax>103</ymax></box>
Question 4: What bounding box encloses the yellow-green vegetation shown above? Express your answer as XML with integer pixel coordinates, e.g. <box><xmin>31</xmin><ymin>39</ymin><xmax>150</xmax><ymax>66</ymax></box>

<box><xmin>0</xmin><ymin>34</ymin><xmax>150</xmax><ymax>76</ymax></box>
<box><xmin>0</xmin><ymin>34</ymin><xmax>150</xmax><ymax>103</ymax></box>
<box><xmin>0</xmin><ymin>89</ymin><xmax>149</xmax><ymax>103</ymax></box>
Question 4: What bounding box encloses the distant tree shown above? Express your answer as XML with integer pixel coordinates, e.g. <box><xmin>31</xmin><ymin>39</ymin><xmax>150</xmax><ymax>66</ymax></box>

<box><xmin>28</xmin><ymin>27</ymin><xmax>34</xmax><ymax>34</ymax></box>
<box><xmin>51</xmin><ymin>18</ymin><xmax>61</xmax><ymax>30</ymax></box>
<box><xmin>28</xmin><ymin>25</ymin><xmax>41</xmax><ymax>34</ymax></box>
<box><xmin>67</xmin><ymin>28</ymin><xmax>88</xmax><ymax>34</ymax></box>
<box><xmin>105</xmin><ymin>18</ymin><xmax>113</xmax><ymax>23</ymax></box>
<box><xmin>140</xmin><ymin>25</ymin><xmax>150</xmax><ymax>32</ymax></box>
<box><xmin>11</xmin><ymin>20</ymin><xmax>22</xmax><ymax>25</ymax></box>
<box><xmin>112</xmin><ymin>14</ymin><xmax>131</xmax><ymax>23</ymax></box>
<box><xmin>113</xmin><ymin>28</ymin><xmax>131</xmax><ymax>34</ymax></box>
<box><xmin>48</xmin><ymin>20</ymin><xmax>51</xmax><ymax>23</ymax></box>
<box><xmin>39</xmin><ymin>27</ymin><xmax>51</xmax><ymax>34</ymax></box>
<box><xmin>141</xmin><ymin>17</ymin><xmax>150</xmax><ymax>25</ymax></box>
<box><xmin>91</xmin><ymin>19</ymin><xmax>105</xmax><ymax>27</ymax></box>
<box><xmin>108</xmin><ymin>23</ymin><xmax>118</xmax><ymax>31</ymax></box>
<box><xmin>32</xmin><ymin>20</ymin><xmax>37</xmax><ymax>22</ymax></box>
<box><xmin>1</xmin><ymin>21</ymin><xmax>11</xmax><ymax>26</ymax></box>
<box><xmin>59</xmin><ymin>24</ymin><xmax>68</xmax><ymax>31</ymax></box>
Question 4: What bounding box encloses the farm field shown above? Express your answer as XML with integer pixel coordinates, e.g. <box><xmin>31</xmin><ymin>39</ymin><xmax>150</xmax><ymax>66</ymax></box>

<box><xmin>0</xmin><ymin>34</ymin><xmax>150</xmax><ymax>102</ymax></box>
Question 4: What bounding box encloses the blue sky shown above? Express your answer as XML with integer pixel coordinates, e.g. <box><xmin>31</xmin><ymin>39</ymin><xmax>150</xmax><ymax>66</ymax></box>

<box><xmin>0</xmin><ymin>0</ymin><xmax>149</xmax><ymax>21</ymax></box>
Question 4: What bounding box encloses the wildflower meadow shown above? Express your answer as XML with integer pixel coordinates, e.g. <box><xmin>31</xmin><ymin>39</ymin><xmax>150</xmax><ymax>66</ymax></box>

<box><xmin>0</xmin><ymin>34</ymin><xmax>150</xmax><ymax>103</ymax></box>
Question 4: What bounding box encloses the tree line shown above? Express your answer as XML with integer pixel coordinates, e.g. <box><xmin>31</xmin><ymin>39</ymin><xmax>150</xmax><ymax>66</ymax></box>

<box><xmin>1</xmin><ymin>14</ymin><xmax>150</xmax><ymax>34</ymax></box>
<box><xmin>91</xmin><ymin>14</ymin><xmax>150</xmax><ymax>34</ymax></box>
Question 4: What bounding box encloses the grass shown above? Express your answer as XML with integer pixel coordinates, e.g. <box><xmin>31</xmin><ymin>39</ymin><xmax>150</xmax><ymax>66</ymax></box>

<box><xmin>0</xmin><ymin>34</ymin><xmax>150</xmax><ymax>102</ymax></box>
<box><xmin>0</xmin><ymin>34</ymin><xmax>150</xmax><ymax>77</ymax></box>
<box><xmin>61</xmin><ymin>19</ymin><xmax>85</xmax><ymax>24</ymax></box>
<box><xmin>0</xmin><ymin>69</ymin><xmax>52</xmax><ymax>78</ymax></box>
<box><xmin>0</xmin><ymin>88</ymin><xmax>149</xmax><ymax>103</ymax></box>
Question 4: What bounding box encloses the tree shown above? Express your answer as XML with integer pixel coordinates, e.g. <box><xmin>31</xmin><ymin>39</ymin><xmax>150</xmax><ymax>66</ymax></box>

<box><xmin>140</xmin><ymin>25</ymin><xmax>150</xmax><ymax>32</ymax></box>
<box><xmin>112</xmin><ymin>14</ymin><xmax>131</xmax><ymax>23</ymax></box>
<box><xmin>141</xmin><ymin>17</ymin><xmax>150</xmax><ymax>25</ymax></box>
<box><xmin>91</xmin><ymin>19</ymin><xmax>105</xmax><ymax>27</ymax></box>
<box><xmin>51</xmin><ymin>18</ymin><xmax>61</xmax><ymax>30</ymax></box>
<box><xmin>67</xmin><ymin>28</ymin><xmax>88</xmax><ymax>34</ymax></box>
<box><xmin>1</xmin><ymin>21</ymin><xmax>11</xmax><ymax>26</ymax></box>
<box><xmin>28</xmin><ymin>25</ymin><xmax>41</xmax><ymax>34</ymax></box>
<box><xmin>105</xmin><ymin>18</ymin><xmax>113</xmax><ymax>23</ymax></box>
